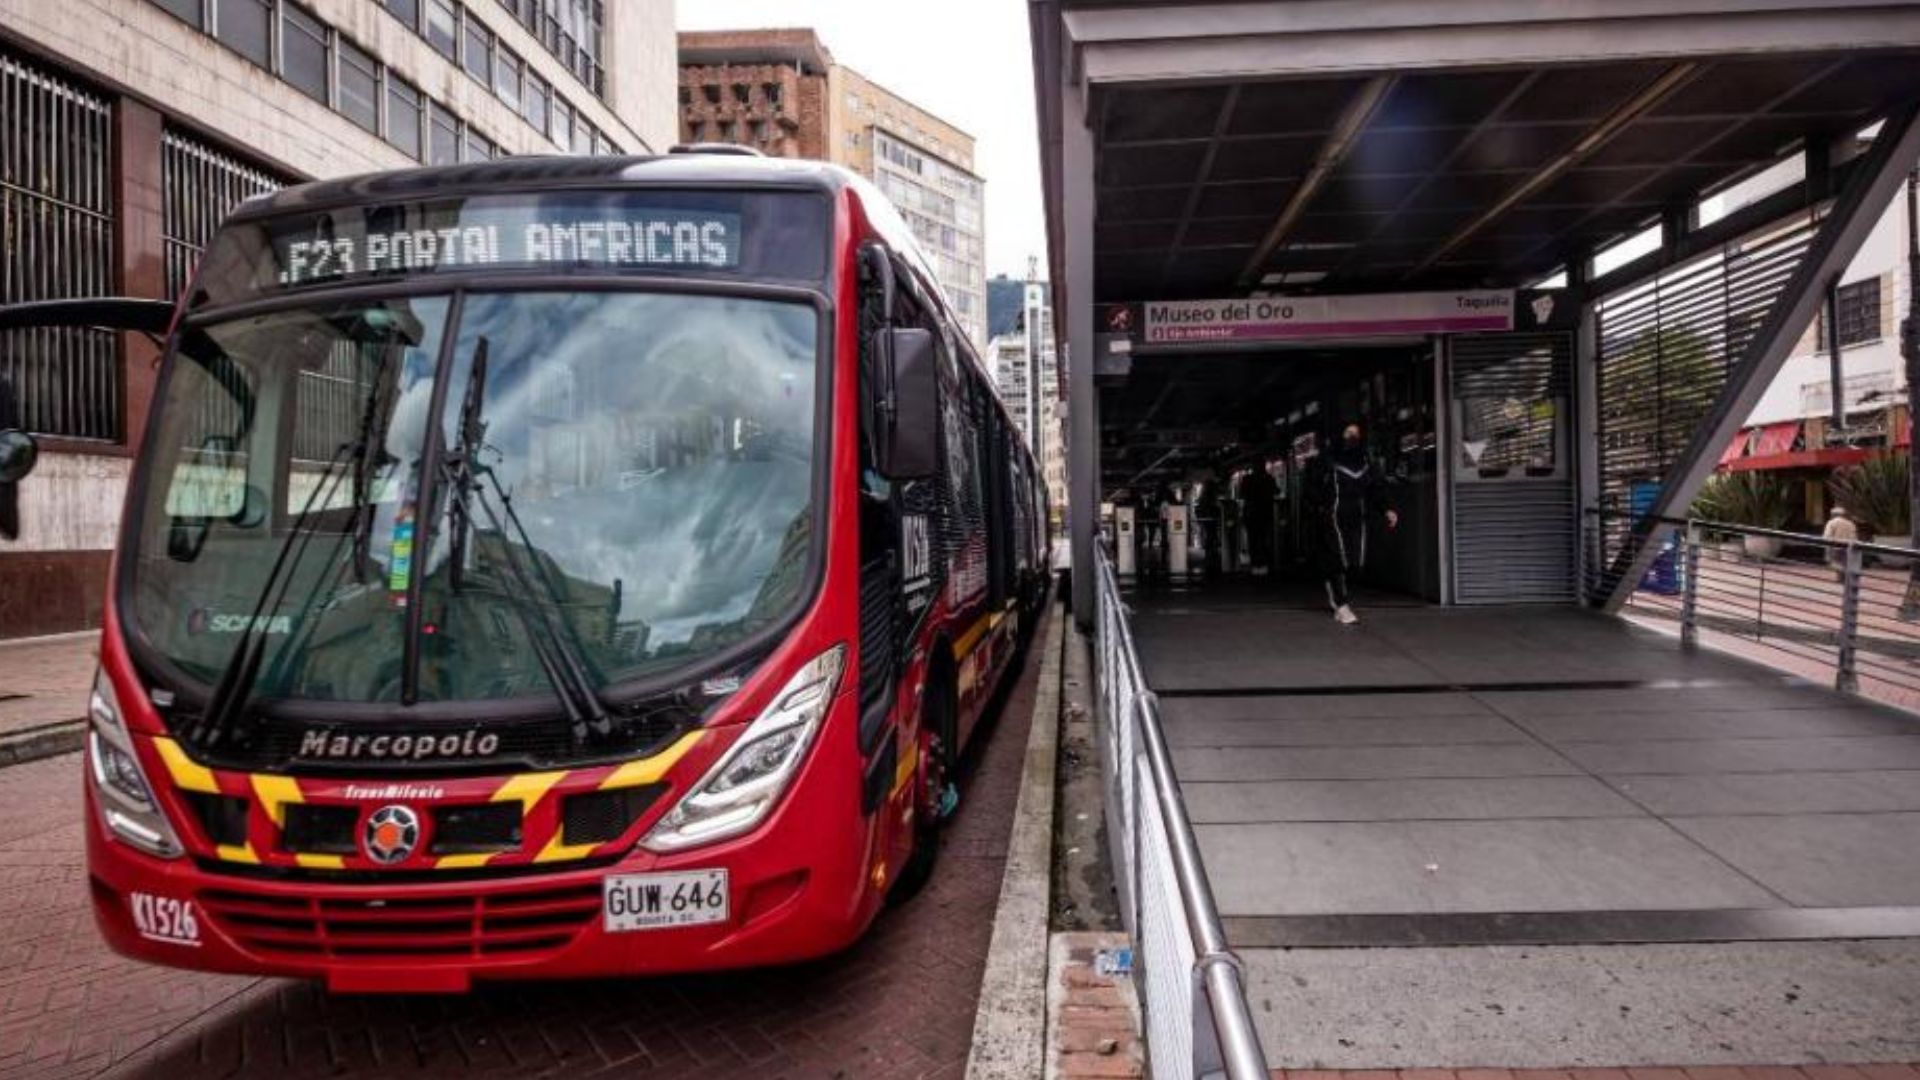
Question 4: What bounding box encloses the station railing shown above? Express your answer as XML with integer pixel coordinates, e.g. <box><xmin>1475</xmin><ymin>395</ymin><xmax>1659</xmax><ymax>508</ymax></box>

<box><xmin>1585</xmin><ymin>507</ymin><xmax>1920</xmax><ymax>704</ymax></box>
<box><xmin>1092</xmin><ymin>547</ymin><xmax>1269</xmax><ymax>1080</ymax></box>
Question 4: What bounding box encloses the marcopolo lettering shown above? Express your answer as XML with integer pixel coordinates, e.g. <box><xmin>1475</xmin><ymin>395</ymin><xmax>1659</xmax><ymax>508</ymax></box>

<box><xmin>296</xmin><ymin>728</ymin><xmax>503</xmax><ymax>761</ymax></box>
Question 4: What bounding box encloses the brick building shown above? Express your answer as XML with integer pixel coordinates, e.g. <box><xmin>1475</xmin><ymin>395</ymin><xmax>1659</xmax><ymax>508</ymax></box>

<box><xmin>0</xmin><ymin>0</ymin><xmax>678</xmax><ymax>640</ymax></box>
<box><xmin>678</xmin><ymin>28</ymin><xmax>988</xmax><ymax>345</ymax></box>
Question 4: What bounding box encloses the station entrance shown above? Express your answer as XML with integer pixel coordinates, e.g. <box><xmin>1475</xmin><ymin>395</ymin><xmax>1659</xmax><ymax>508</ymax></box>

<box><xmin>1106</xmin><ymin>323</ymin><xmax>1575</xmax><ymax>611</ymax></box>
<box><xmin>1032</xmin><ymin>1</ymin><xmax>1920</xmax><ymax>1067</ymax></box>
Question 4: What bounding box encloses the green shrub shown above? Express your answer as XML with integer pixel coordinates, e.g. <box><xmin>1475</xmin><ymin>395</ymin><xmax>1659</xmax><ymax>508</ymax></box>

<box><xmin>1829</xmin><ymin>454</ymin><xmax>1912</xmax><ymax>537</ymax></box>
<box><xmin>1692</xmin><ymin>471</ymin><xmax>1795</xmax><ymax>529</ymax></box>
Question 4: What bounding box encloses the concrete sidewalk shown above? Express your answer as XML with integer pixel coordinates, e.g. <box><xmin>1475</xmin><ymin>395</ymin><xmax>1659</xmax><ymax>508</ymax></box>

<box><xmin>0</xmin><ymin>631</ymin><xmax>95</xmax><ymax>765</ymax></box>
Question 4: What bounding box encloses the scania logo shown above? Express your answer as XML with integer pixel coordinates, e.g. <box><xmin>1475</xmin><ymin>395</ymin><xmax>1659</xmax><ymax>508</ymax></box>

<box><xmin>362</xmin><ymin>805</ymin><xmax>420</xmax><ymax>865</ymax></box>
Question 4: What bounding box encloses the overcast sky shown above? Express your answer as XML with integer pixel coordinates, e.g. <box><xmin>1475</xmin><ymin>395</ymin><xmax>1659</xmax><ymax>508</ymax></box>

<box><xmin>677</xmin><ymin>0</ymin><xmax>1046</xmax><ymax>282</ymax></box>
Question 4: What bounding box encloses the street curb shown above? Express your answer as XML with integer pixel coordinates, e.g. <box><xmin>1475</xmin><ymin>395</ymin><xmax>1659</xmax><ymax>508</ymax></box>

<box><xmin>965</xmin><ymin>604</ymin><xmax>1066</xmax><ymax>1080</ymax></box>
<box><xmin>0</xmin><ymin>718</ymin><xmax>85</xmax><ymax>768</ymax></box>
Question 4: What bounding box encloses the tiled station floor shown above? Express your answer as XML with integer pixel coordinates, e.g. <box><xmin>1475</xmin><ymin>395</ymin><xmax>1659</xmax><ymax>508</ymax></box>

<box><xmin>1126</xmin><ymin>580</ymin><xmax>1920</xmax><ymax>1066</ymax></box>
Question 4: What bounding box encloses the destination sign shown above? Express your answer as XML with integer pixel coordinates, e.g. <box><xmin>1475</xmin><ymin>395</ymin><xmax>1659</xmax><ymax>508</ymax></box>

<box><xmin>192</xmin><ymin>190</ymin><xmax>828</xmax><ymax>308</ymax></box>
<box><xmin>271</xmin><ymin>208</ymin><xmax>742</xmax><ymax>287</ymax></box>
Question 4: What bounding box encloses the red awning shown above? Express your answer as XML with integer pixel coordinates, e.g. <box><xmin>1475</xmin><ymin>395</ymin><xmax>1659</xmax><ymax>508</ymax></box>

<box><xmin>1719</xmin><ymin>428</ymin><xmax>1752</xmax><ymax>466</ymax></box>
<box><xmin>1724</xmin><ymin>446</ymin><xmax>1872</xmax><ymax>473</ymax></box>
<box><xmin>1750</xmin><ymin>421</ymin><xmax>1801</xmax><ymax>458</ymax></box>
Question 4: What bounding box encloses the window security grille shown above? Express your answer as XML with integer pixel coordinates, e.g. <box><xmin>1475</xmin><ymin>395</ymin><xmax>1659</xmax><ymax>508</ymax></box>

<box><xmin>0</xmin><ymin>49</ymin><xmax>117</xmax><ymax>441</ymax></box>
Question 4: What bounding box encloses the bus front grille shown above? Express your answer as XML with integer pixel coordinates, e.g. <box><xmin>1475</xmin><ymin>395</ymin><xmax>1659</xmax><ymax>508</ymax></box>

<box><xmin>198</xmin><ymin>881</ymin><xmax>602</xmax><ymax>960</ymax></box>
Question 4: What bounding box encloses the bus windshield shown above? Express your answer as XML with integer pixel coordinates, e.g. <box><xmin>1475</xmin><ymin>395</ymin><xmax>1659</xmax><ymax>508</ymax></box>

<box><xmin>127</xmin><ymin>289</ymin><xmax>820</xmax><ymax>705</ymax></box>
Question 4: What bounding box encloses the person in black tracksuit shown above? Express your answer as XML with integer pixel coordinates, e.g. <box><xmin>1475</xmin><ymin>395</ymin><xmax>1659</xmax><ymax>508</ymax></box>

<box><xmin>1306</xmin><ymin>423</ymin><xmax>1397</xmax><ymax>624</ymax></box>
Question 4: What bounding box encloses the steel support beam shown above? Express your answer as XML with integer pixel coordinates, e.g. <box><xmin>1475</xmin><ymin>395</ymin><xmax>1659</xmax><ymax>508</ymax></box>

<box><xmin>1412</xmin><ymin>63</ymin><xmax>1701</xmax><ymax>276</ymax></box>
<box><xmin>1064</xmin><ymin>74</ymin><xmax>1100</xmax><ymax>628</ymax></box>
<box><xmin>1236</xmin><ymin>75</ymin><xmax>1393</xmax><ymax>289</ymax></box>
<box><xmin>1067</xmin><ymin>3</ymin><xmax>1920</xmax><ymax>85</ymax></box>
<box><xmin>1599</xmin><ymin>102</ymin><xmax>1920</xmax><ymax>612</ymax></box>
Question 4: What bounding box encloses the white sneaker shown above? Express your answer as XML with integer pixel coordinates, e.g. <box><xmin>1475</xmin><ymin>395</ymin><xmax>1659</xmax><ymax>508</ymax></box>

<box><xmin>1335</xmin><ymin>605</ymin><xmax>1359</xmax><ymax>625</ymax></box>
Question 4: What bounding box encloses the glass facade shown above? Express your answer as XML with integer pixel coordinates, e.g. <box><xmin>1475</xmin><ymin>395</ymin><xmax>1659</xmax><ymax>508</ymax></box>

<box><xmin>872</xmin><ymin>129</ymin><xmax>987</xmax><ymax>345</ymax></box>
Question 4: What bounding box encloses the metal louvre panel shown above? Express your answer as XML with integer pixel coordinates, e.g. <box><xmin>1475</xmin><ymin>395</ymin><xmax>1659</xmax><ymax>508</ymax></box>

<box><xmin>1590</xmin><ymin>213</ymin><xmax>1822</xmax><ymax>596</ymax></box>
<box><xmin>1450</xmin><ymin>332</ymin><xmax>1576</xmax><ymax>604</ymax></box>
<box><xmin>1454</xmin><ymin>482</ymin><xmax>1577</xmax><ymax>604</ymax></box>
<box><xmin>0</xmin><ymin>47</ymin><xmax>116</xmax><ymax>441</ymax></box>
<box><xmin>160</xmin><ymin>128</ymin><xmax>283</xmax><ymax>300</ymax></box>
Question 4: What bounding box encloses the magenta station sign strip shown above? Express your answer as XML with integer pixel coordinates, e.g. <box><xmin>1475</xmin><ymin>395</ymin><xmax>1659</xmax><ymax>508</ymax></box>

<box><xmin>1141</xmin><ymin>291</ymin><xmax>1516</xmax><ymax>344</ymax></box>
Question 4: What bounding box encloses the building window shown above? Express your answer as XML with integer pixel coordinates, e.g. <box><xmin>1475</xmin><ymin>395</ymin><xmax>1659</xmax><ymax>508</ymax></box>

<box><xmin>678</xmin><ymin>85</ymin><xmax>691</xmax><ymax>106</ymax></box>
<box><xmin>281</xmin><ymin>3</ymin><xmax>330</xmax><ymax>105</ymax></box>
<box><xmin>764</xmin><ymin>82</ymin><xmax>781</xmax><ymax>106</ymax></box>
<box><xmin>215</xmin><ymin>0</ymin><xmax>272</xmax><ymax>67</ymax></box>
<box><xmin>424</xmin><ymin>0</ymin><xmax>457</xmax><ymax>60</ymax></box>
<box><xmin>1</xmin><ymin>50</ymin><xmax>119</xmax><ymax>442</ymax></box>
<box><xmin>494</xmin><ymin>46</ymin><xmax>520</xmax><ymax>109</ymax></box>
<box><xmin>150</xmin><ymin>0</ymin><xmax>205</xmax><ymax>27</ymax></box>
<box><xmin>731</xmin><ymin>82</ymin><xmax>750</xmax><ymax>105</ymax></box>
<box><xmin>687</xmin><ymin>120</ymin><xmax>704</xmax><ymax>142</ymax></box>
<box><xmin>462</xmin><ymin>15</ymin><xmax>491</xmax><ymax>84</ymax></box>
<box><xmin>524</xmin><ymin>73</ymin><xmax>550</xmax><ymax>137</ymax></box>
<box><xmin>551</xmin><ymin>98</ymin><xmax>572</xmax><ymax>149</ymax></box>
<box><xmin>718</xmin><ymin>119</ymin><xmax>735</xmax><ymax>142</ymax></box>
<box><xmin>386</xmin><ymin>76</ymin><xmax>422</xmax><ymax>158</ymax></box>
<box><xmin>428</xmin><ymin>100</ymin><xmax>460</xmax><ymax>165</ymax></box>
<box><xmin>748</xmin><ymin>119</ymin><xmax>765</xmax><ymax>143</ymax></box>
<box><xmin>463</xmin><ymin>126</ymin><xmax>494</xmax><ymax>162</ymax></box>
<box><xmin>1837</xmin><ymin>277</ymin><xmax>1882</xmax><ymax>347</ymax></box>
<box><xmin>383</xmin><ymin>0</ymin><xmax>419</xmax><ymax>29</ymax></box>
<box><xmin>337</xmin><ymin>38</ymin><xmax>379</xmax><ymax>132</ymax></box>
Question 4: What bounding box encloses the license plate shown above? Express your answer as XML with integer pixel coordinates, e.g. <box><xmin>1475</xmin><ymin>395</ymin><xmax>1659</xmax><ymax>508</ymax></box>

<box><xmin>603</xmin><ymin>870</ymin><xmax>729</xmax><ymax>932</ymax></box>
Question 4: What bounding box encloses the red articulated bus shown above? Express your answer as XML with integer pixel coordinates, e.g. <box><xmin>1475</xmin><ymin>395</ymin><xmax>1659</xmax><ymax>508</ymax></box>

<box><xmin>0</xmin><ymin>152</ymin><xmax>1049</xmax><ymax>992</ymax></box>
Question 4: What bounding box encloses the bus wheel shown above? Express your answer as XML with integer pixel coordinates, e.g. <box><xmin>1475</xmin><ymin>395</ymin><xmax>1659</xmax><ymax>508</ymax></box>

<box><xmin>889</xmin><ymin>671</ymin><xmax>955</xmax><ymax>905</ymax></box>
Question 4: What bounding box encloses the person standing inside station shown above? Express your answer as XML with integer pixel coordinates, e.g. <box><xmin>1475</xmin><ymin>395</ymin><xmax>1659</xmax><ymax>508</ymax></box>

<box><xmin>1307</xmin><ymin>422</ymin><xmax>1398</xmax><ymax>624</ymax></box>
<box><xmin>1238</xmin><ymin>461</ymin><xmax>1278</xmax><ymax>576</ymax></box>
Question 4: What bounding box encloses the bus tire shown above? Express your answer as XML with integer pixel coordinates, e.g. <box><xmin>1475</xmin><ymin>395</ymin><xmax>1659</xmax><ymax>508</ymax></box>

<box><xmin>889</xmin><ymin>661</ymin><xmax>955</xmax><ymax>905</ymax></box>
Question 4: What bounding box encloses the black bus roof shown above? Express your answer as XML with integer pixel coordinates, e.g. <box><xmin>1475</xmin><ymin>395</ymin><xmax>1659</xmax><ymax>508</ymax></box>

<box><xmin>230</xmin><ymin>154</ymin><xmax>857</xmax><ymax>220</ymax></box>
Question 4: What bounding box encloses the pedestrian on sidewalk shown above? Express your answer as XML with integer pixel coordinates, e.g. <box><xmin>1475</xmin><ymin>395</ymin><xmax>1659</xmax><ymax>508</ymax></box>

<box><xmin>1824</xmin><ymin>504</ymin><xmax>1858</xmax><ymax>580</ymax></box>
<box><xmin>1305</xmin><ymin>422</ymin><xmax>1398</xmax><ymax>625</ymax></box>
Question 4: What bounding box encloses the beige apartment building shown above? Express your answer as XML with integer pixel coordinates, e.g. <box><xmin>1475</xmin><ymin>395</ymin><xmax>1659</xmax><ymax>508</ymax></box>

<box><xmin>678</xmin><ymin>28</ymin><xmax>987</xmax><ymax>345</ymax></box>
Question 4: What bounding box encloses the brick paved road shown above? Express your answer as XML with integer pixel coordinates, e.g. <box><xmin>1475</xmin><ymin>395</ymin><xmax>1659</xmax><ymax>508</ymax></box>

<box><xmin>0</xmin><ymin>612</ymin><xmax>1052</xmax><ymax>1080</ymax></box>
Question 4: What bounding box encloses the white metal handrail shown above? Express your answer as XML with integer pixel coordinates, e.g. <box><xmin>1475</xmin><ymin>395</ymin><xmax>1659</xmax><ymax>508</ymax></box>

<box><xmin>1591</xmin><ymin>508</ymin><xmax>1920</xmax><ymax>699</ymax></box>
<box><xmin>1093</xmin><ymin>546</ymin><xmax>1269</xmax><ymax>1080</ymax></box>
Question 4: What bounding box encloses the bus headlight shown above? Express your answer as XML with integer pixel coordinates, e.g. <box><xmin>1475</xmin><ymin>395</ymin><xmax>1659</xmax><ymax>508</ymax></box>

<box><xmin>87</xmin><ymin>671</ymin><xmax>183</xmax><ymax>860</ymax></box>
<box><xmin>643</xmin><ymin>645</ymin><xmax>846</xmax><ymax>854</ymax></box>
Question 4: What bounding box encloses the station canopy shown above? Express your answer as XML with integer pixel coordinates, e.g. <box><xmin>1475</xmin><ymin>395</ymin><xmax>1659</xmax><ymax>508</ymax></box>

<box><xmin>1035</xmin><ymin>2</ymin><xmax>1920</xmax><ymax>303</ymax></box>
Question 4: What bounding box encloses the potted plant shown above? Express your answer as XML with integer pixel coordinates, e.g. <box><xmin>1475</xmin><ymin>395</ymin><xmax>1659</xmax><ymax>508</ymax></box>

<box><xmin>1829</xmin><ymin>454</ymin><xmax>1911</xmax><ymax>549</ymax></box>
<box><xmin>1692</xmin><ymin>471</ymin><xmax>1795</xmax><ymax>558</ymax></box>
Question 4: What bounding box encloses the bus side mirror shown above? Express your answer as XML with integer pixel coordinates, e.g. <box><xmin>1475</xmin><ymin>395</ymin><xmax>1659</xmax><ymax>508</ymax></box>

<box><xmin>0</xmin><ymin>428</ymin><xmax>32</xmax><ymax>484</ymax></box>
<box><xmin>879</xmin><ymin>328</ymin><xmax>938</xmax><ymax>481</ymax></box>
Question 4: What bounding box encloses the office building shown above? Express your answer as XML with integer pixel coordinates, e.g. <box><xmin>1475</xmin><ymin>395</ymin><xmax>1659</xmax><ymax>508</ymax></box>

<box><xmin>678</xmin><ymin>28</ymin><xmax>987</xmax><ymax>345</ymax></box>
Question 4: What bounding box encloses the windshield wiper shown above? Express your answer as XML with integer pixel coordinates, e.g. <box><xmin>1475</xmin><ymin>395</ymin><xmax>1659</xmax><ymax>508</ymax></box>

<box><xmin>186</xmin><ymin>438</ymin><xmax>359</xmax><ymax>750</ymax></box>
<box><xmin>188</xmin><ymin>338</ymin><xmax>402</xmax><ymax>750</ymax></box>
<box><xmin>438</xmin><ymin>337</ymin><xmax>613</xmax><ymax>740</ymax></box>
